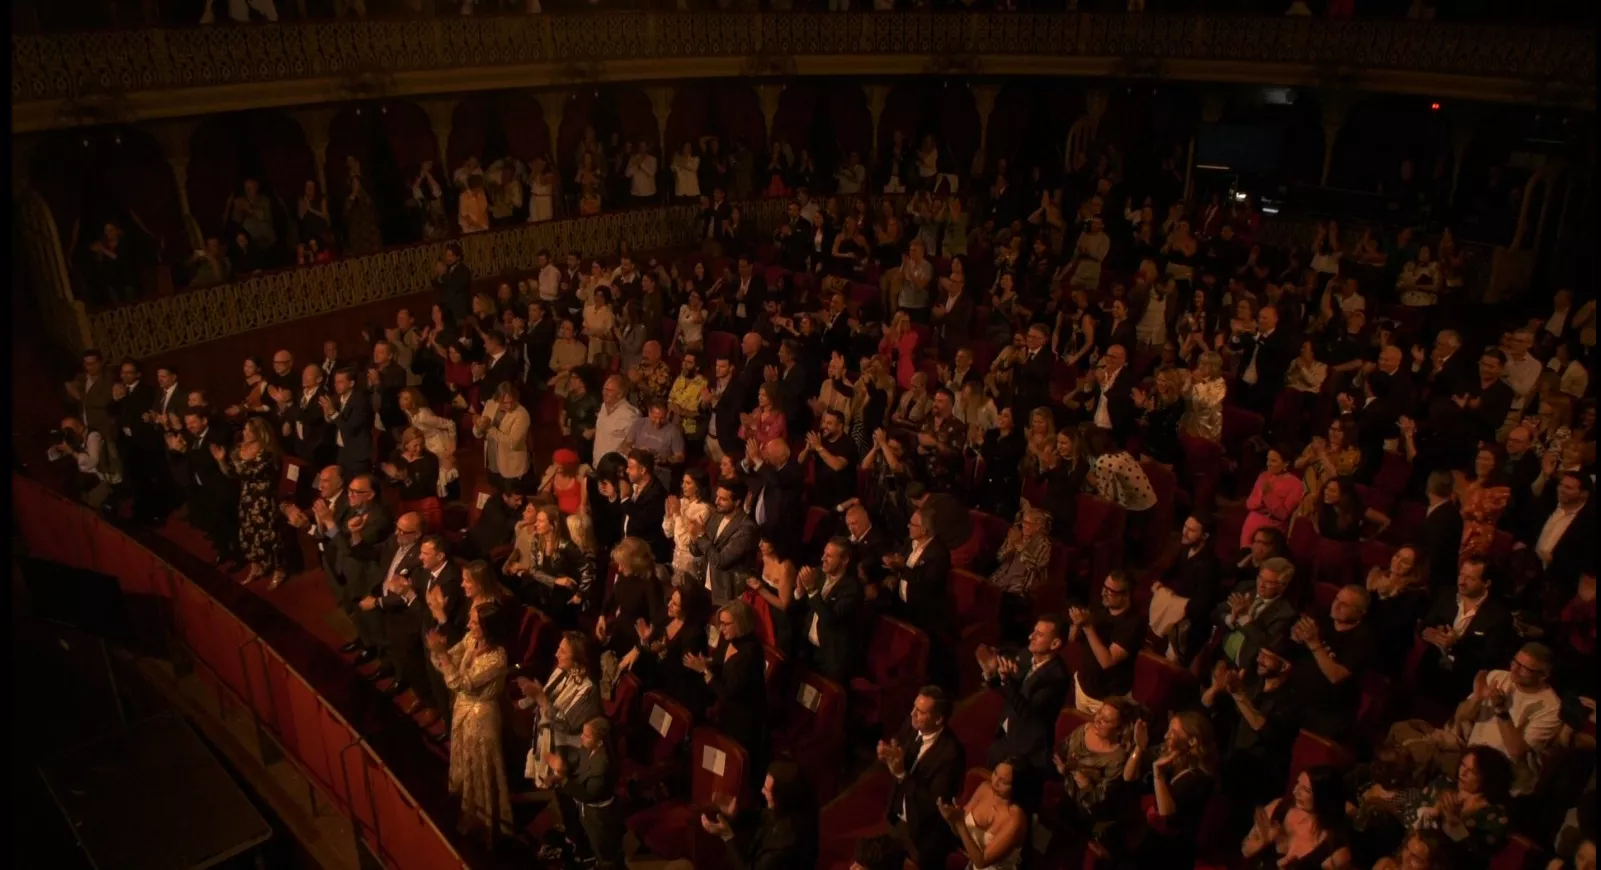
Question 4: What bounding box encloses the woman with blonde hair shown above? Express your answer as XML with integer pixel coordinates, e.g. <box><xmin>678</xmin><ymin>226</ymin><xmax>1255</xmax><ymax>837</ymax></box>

<box><xmin>213</xmin><ymin>415</ymin><xmax>287</xmax><ymax>588</ymax></box>
<box><xmin>398</xmin><ymin>387</ymin><xmax>459</xmax><ymax>496</ymax></box>
<box><xmin>506</xmin><ymin>502</ymin><xmax>593</xmax><ymax>617</ymax></box>
<box><xmin>382</xmin><ymin>426</ymin><xmax>443</xmax><ymax>530</ymax></box>
<box><xmin>1021</xmin><ymin>406</ymin><xmax>1058</xmax><ymax>477</ymax></box>
<box><xmin>890</xmin><ymin>372</ymin><xmax>934</xmax><ymax>428</ymax></box>
<box><xmin>547</xmin><ymin>319</ymin><xmax>588</xmax><ymax>398</ymax></box>
<box><xmin>1180</xmin><ymin>351</ymin><xmax>1227</xmax><ymax>443</ymax></box>
<box><xmin>597</xmin><ymin>537</ymin><xmax>666</xmax><ymax>657</ymax></box>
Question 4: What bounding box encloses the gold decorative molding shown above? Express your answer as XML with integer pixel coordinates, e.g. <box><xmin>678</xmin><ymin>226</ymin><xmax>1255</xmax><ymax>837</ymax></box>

<box><xmin>85</xmin><ymin>199</ymin><xmax>787</xmax><ymax>363</ymax></box>
<box><xmin>12</xmin><ymin>13</ymin><xmax>1594</xmax><ymax>133</ymax></box>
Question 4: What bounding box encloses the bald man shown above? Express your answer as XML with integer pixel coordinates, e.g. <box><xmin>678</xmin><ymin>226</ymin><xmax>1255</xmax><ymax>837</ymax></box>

<box><xmin>742</xmin><ymin>438</ymin><xmax>805</xmax><ymax>554</ymax></box>
<box><xmin>351</xmin><ymin>511</ymin><xmax>426</xmax><ymax>685</ymax></box>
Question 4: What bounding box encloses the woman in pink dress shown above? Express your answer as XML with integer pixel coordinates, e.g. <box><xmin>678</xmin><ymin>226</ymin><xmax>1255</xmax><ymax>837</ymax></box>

<box><xmin>878</xmin><ymin>310</ymin><xmax>920</xmax><ymax>391</ymax></box>
<box><xmin>1456</xmin><ymin>444</ymin><xmax>1512</xmax><ymax>559</ymax></box>
<box><xmin>1239</xmin><ymin>445</ymin><xmax>1305</xmax><ymax>549</ymax></box>
<box><xmin>738</xmin><ymin>383</ymin><xmax>789</xmax><ymax>447</ymax></box>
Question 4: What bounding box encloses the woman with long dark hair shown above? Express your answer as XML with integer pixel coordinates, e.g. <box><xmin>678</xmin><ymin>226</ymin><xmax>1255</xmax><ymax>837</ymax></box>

<box><xmin>1241</xmin><ymin>765</ymin><xmax>1352</xmax><ymax>869</ymax></box>
<box><xmin>702</xmin><ymin>760</ymin><xmax>820</xmax><ymax>870</ymax></box>
<box><xmin>424</xmin><ymin>600</ymin><xmax>514</xmax><ymax>847</ymax></box>
<box><xmin>213</xmin><ymin>416</ymin><xmax>286</xmax><ymax>588</ymax></box>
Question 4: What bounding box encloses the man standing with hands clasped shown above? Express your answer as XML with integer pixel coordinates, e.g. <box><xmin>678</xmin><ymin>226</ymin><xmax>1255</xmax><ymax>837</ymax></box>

<box><xmin>975</xmin><ymin>615</ymin><xmax>1070</xmax><ymax>808</ymax></box>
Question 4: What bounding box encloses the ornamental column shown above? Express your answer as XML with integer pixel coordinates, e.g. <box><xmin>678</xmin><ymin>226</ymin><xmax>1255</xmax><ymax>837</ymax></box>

<box><xmin>420</xmin><ymin>97</ymin><xmax>458</xmax><ymax>173</ymax></box>
<box><xmin>151</xmin><ymin>119</ymin><xmax>205</xmax><ymax>249</ymax></box>
<box><xmin>1083</xmin><ymin>87</ymin><xmax>1110</xmax><ymax>142</ymax></box>
<box><xmin>646</xmin><ymin>85</ymin><xmax>675</xmax><ymax>155</ymax></box>
<box><xmin>970</xmin><ymin>84</ymin><xmax>999</xmax><ymax>170</ymax></box>
<box><xmin>864</xmin><ymin>83</ymin><xmax>890</xmax><ymax>165</ymax></box>
<box><xmin>1447</xmin><ymin>108</ymin><xmax>1478</xmax><ymax>207</ymax></box>
<box><xmin>757</xmin><ymin>84</ymin><xmax>783</xmax><ymax>149</ymax></box>
<box><xmin>290</xmin><ymin>107</ymin><xmax>336</xmax><ymax>197</ymax></box>
<box><xmin>534</xmin><ymin>89</ymin><xmax>567</xmax><ymax>162</ymax></box>
<box><xmin>1320</xmin><ymin>93</ymin><xmax>1353</xmax><ymax>188</ymax></box>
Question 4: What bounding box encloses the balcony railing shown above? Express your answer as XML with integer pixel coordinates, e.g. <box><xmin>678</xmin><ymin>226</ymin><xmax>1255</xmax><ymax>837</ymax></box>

<box><xmin>13</xmin><ymin>12</ymin><xmax>1594</xmax><ymax>106</ymax></box>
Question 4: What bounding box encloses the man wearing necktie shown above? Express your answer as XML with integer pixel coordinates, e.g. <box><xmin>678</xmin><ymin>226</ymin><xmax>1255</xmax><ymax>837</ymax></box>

<box><xmin>1213</xmin><ymin>556</ymin><xmax>1297</xmax><ymax>668</ymax></box>
<box><xmin>878</xmin><ymin>687</ymin><xmax>963</xmax><ymax>867</ymax></box>
<box><xmin>1015</xmin><ymin>324</ymin><xmax>1055</xmax><ymax>421</ymax></box>
<box><xmin>976</xmin><ymin>615</ymin><xmax>1070</xmax><ymax>808</ymax></box>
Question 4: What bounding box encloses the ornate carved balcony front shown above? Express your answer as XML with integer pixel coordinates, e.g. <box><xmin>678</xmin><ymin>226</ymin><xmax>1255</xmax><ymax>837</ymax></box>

<box><xmin>13</xmin><ymin>12</ymin><xmax>1595</xmax><ymax>132</ymax></box>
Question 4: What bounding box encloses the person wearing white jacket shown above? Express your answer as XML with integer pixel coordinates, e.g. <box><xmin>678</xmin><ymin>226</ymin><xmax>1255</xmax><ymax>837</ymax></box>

<box><xmin>400</xmin><ymin>388</ymin><xmax>460</xmax><ymax>497</ymax></box>
<box><xmin>473</xmin><ymin>383</ymin><xmax>531</xmax><ymax>485</ymax></box>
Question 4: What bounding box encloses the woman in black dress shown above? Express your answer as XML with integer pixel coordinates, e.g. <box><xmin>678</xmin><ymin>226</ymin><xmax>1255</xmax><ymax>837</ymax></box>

<box><xmin>596</xmin><ymin>536</ymin><xmax>666</xmax><ymax>658</ymax></box>
<box><xmin>619</xmin><ymin>583</ymin><xmax>711</xmax><ymax>712</ymax></box>
<box><xmin>215</xmin><ymin>416</ymin><xmax>287</xmax><ymax>588</ymax></box>
<box><xmin>1123</xmin><ymin>711</ymin><xmax>1218</xmax><ymax>870</ymax></box>
<box><xmin>686</xmin><ymin>599</ymin><xmax>768</xmax><ymax>788</ymax></box>
<box><xmin>381</xmin><ymin>426</ymin><xmax>441</xmax><ymax>530</ymax></box>
<box><xmin>973</xmin><ymin>405</ymin><xmax>1026</xmax><ymax>519</ymax></box>
<box><xmin>702</xmin><ymin>760</ymin><xmax>820</xmax><ymax>870</ymax></box>
<box><xmin>504</xmin><ymin>503</ymin><xmax>595</xmax><ymax>623</ymax></box>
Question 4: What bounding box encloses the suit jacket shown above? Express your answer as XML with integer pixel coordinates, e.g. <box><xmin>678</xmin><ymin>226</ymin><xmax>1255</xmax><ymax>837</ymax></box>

<box><xmin>933</xmin><ymin>292</ymin><xmax>974</xmax><ymax>348</ymax></box>
<box><xmin>73</xmin><ymin>373</ymin><xmax>117</xmax><ymax>439</ymax></box>
<box><xmin>1014</xmin><ymin>348</ymin><xmax>1055</xmax><ymax>414</ymax></box>
<box><xmin>333</xmin><ymin>501</ymin><xmax>395</xmax><ymax>592</ymax></box>
<box><xmin>774</xmin><ymin>217</ymin><xmax>813</xmax><ymax>271</ymax></box>
<box><xmin>1080</xmin><ymin>366</ymin><xmax>1138</xmax><ymax>441</ymax></box>
<box><xmin>480</xmin><ymin>351</ymin><xmax>519</xmax><ymax>401</ymax></box>
<box><xmin>372</xmin><ymin>363</ymin><xmax>410</xmax><ymax>431</ymax></box>
<box><xmin>328</xmin><ymin>390</ymin><xmax>374</xmax><ymax>469</ymax></box>
<box><xmin>848</xmin><ymin>526</ymin><xmax>893</xmax><ymax>590</ymax></box>
<box><xmin>799</xmin><ymin>573</ymin><xmax>863</xmax><ymax>685</ymax></box>
<box><xmin>1418</xmin><ymin>590</ymin><xmax>1515</xmax><ymax>688</ymax></box>
<box><xmin>891</xmin><ymin>539</ymin><xmax>953</xmax><ymax>643</ymax></box>
<box><xmin>1416</xmin><ymin>502</ymin><xmax>1465</xmax><ymax>594</ymax></box>
<box><xmin>1520</xmin><ymin>492</ymin><xmax>1595</xmax><ymax>592</ymax></box>
<box><xmin>886</xmin><ymin>724</ymin><xmax>964</xmax><ymax>867</ymax></box>
<box><xmin>465</xmin><ymin>494</ymin><xmax>520</xmax><ymax>559</ymax></box>
<box><xmin>1212</xmin><ymin>580</ymin><xmax>1297</xmax><ymax>668</ymax></box>
<box><xmin>722</xmin><ymin>811</ymin><xmax>818</xmax><ymax>870</ymax></box>
<box><xmin>438</xmin><ymin>261</ymin><xmax>474</xmax><ymax>322</ymax></box>
<box><xmin>178</xmin><ymin>427</ymin><xmax>238</xmax><ymax>508</ymax></box>
<box><xmin>476</xmin><ymin>398</ymin><xmax>531</xmax><ymax>480</ymax></box>
<box><xmin>619</xmin><ymin>477</ymin><xmax>671</xmax><ymax>564</ymax></box>
<box><xmin>731</xmin><ymin>274</ymin><xmax>769</xmax><ymax>325</ymax></box>
<box><xmin>775</xmin><ymin>364</ymin><xmax>809</xmax><ymax>419</ymax></box>
<box><xmin>107</xmin><ymin>380</ymin><xmax>156</xmax><ymax>440</ymax></box>
<box><xmin>986</xmin><ymin>652</ymin><xmax>1071</xmax><ymax>772</ymax></box>
<box><xmin>414</xmin><ymin>559</ymin><xmax>469</xmax><ymax>645</ymax></box>
<box><xmin>282</xmin><ymin>387</ymin><xmax>335</xmax><ymax>464</ymax></box>
<box><xmin>748</xmin><ymin>459</ymin><xmax>806</xmax><ymax>552</ymax></box>
<box><xmin>1238</xmin><ymin>329</ymin><xmax>1294</xmax><ymax>396</ymax></box>
<box><xmin>370</xmin><ymin>537</ymin><xmax>425</xmax><ymax>603</ymax></box>
<box><xmin>694</xmin><ymin>509</ymin><xmax>760</xmax><ymax>603</ymax></box>
<box><xmin>709</xmin><ymin>377</ymin><xmax>748</xmax><ymax>452</ymax></box>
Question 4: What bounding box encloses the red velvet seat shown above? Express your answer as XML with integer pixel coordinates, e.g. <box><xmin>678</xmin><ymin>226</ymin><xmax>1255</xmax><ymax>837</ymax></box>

<box><xmin>1356</xmin><ymin>672</ymin><xmax>1392</xmax><ymax>743</ymax></box>
<box><xmin>802</xmin><ymin>505</ymin><xmax>831</xmax><ymax>548</ymax></box>
<box><xmin>1384</xmin><ymin>500</ymin><xmax>1428</xmax><ymax>545</ymax></box>
<box><xmin>512</xmin><ymin>607</ymin><xmax>556</xmax><ymax>672</ymax></box>
<box><xmin>1037</xmin><ymin>707</ymin><xmax>1092</xmax><ymax>817</ymax></box>
<box><xmin>950</xmin><ymin>568</ymin><xmax>1001</xmax><ymax>695</ymax></box>
<box><xmin>849</xmin><ymin>617</ymin><xmax>929</xmax><ymax>738</ymax></box>
<box><xmin>1373</xmin><ymin>451</ymin><xmax>1412</xmax><ymax>501</ymax></box>
<box><xmin>773</xmin><ymin>669</ymin><xmax>847</xmax><ymax>800</ymax></box>
<box><xmin>1048</xmin><ymin>360</ymin><xmax>1078</xmax><ymax>403</ymax></box>
<box><xmin>1286</xmin><ymin>729</ymin><xmax>1355</xmax><ymax>790</ymax></box>
<box><xmin>1060</xmin><ymin>495</ymin><xmax>1126</xmax><ymax>590</ymax></box>
<box><xmin>1311</xmin><ymin>536</ymin><xmax>1360</xmax><ymax>588</ymax></box>
<box><xmin>1286</xmin><ymin>518</ymin><xmax>1319</xmax><ymax>570</ymax></box>
<box><xmin>704</xmin><ymin>330</ymin><xmax>740</xmax><ymax>363</ymax></box>
<box><xmin>1132</xmin><ymin>650</ymin><xmax>1195</xmax><ymax>722</ymax></box>
<box><xmin>278</xmin><ymin>455</ymin><xmax>308</xmax><ymax>501</ymax></box>
<box><xmin>967</xmin><ymin>339</ymin><xmax>996</xmax><ymax>375</ymax></box>
<box><xmin>1311</xmin><ymin>581</ymin><xmax>1341</xmax><ymax>614</ymax></box>
<box><xmin>848</xmin><ymin>282</ymin><xmax>878</xmax><ymax>309</ymax></box>
<box><xmin>1357</xmin><ymin>539</ymin><xmax>1397</xmax><ymax>575</ymax></box>
<box><xmin>1179</xmin><ymin>434</ymin><xmax>1225</xmax><ymax>513</ymax></box>
<box><xmin>972</xmin><ymin>510</ymin><xmax>1011</xmax><ymax>552</ymax></box>
<box><xmin>949</xmin><ymin>521</ymin><xmax>984</xmax><ymax>570</ymax></box>
<box><xmin>619</xmin><ymin>691</ymin><xmax>694</xmax><ymax>802</ymax></box>
<box><xmin>626</xmin><ymin>726</ymin><xmax>749</xmax><ymax>864</ymax></box>
<box><xmin>1137</xmin><ymin>462</ymin><xmax>1178</xmax><ymax>563</ymax></box>
<box><xmin>1490</xmin><ymin>834</ymin><xmax>1543</xmax><ymax>870</ymax></box>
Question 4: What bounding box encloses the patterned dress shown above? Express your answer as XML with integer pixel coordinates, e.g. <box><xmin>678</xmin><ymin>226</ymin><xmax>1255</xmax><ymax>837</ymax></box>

<box><xmin>229</xmin><ymin>451</ymin><xmax>283</xmax><ymax>570</ymax></box>
<box><xmin>430</xmin><ymin>635</ymin><xmax>513</xmax><ymax>845</ymax></box>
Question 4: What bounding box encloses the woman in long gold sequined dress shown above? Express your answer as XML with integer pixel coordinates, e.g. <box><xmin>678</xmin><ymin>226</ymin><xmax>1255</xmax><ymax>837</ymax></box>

<box><xmin>425</xmin><ymin>600</ymin><xmax>514</xmax><ymax>846</ymax></box>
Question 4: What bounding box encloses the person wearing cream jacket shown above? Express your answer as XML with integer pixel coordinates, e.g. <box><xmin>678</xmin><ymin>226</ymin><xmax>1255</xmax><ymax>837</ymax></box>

<box><xmin>473</xmin><ymin>382</ymin><xmax>531</xmax><ymax>485</ymax></box>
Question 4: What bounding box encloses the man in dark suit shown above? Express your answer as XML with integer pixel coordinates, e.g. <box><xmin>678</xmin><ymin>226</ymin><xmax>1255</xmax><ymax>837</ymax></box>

<box><xmin>350</xmin><ymin>511</ymin><xmax>424</xmax><ymax>691</ymax></box>
<box><xmin>108</xmin><ymin>357</ymin><xmax>157</xmax><ymax>520</ymax></box>
<box><xmin>328</xmin><ymin>474</ymin><xmax>393</xmax><ymax>618</ymax></box>
<box><xmin>284</xmin><ymin>465</ymin><xmax>347</xmax><ymax>599</ymax></box>
<box><xmin>1235</xmin><ymin>305</ymin><xmax>1294</xmax><ymax>414</ymax></box>
<box><xmin>1069</xmin><ymin>344</ymin><xmax>1137</xmax><ymax>441</ymax></box>
<box><xmin>1212</xmin><ymin>556</ymin><xmax>1298</xmax><ymax>669</ymax></box>
<box><xmin>1415</xmin><ymin>556</ymin><xmax>1515</xmax><ymax>705</ymax></box>
<box><xmin>772</xmin><ymin>201</ymin><xmax>813</xmax><ymax>274</ymax></box>
<box><xmin>905</xmin><ymin>483</ymin><xmax>974</xmax><ymax>555</ymax></box>
<box><xmin>880</xmin><ymin>686</ymin><xmax>964</xmax><ymax>868</ymax></box>
<box><xmin>819</xmin><ymin>294</ymin><xmax>855</xmax><ymax>363</ymax></box>
<box><xmin>1500</xmin><ymin>425</ymin><xmax>1543</xmax><ymax>519</ymax></box>
<box><xmin>1014</xmin><ymin>323</ymin><xmax>1055</xmax><ymax>421</ymax></box>
<box><xmin>1521</xmin><ymin>467</ymin><xmax>1594</xmax><ymax>594</ymax></box>
<box><xmin>1418</xmin><ymin>330</ymin><xmax>1475</xmax><ymax>405</ymax></box>
<box><xmin>436</xmin><ymin>243</ymin><xmax>473</xmax><ymax>324</ymax></box>
<box><xmin>66</xmin><ymin>348</ymin><xmax>117</xmax><ymax>443</ymax></box>
<box><xmin>731</xmin><ymin>256</ymin><xmax>769</xmax><ymax>329</ymax></box>
<box><xmin>1416</xmin><ymin>471</ymin><xmax>1465</xmax><ymax>595</ymax></box>
<box><xmin>323</xmin><ymin>368</ymin><xmax>374</xmax><ymax>481</ymax></box>
<box><xmin>844</xmin><ymin>504</ymin><xmax>893</xmax><ymax>592</ymax></box>
<box><xmin>886</xmin><ymin>506</ymin><xmax>955</xmax><ymax>689</ymax></box>
<box><xmin>317</xmin><ymin>340</ymin><xmax>346</xmax><ymax>383</ymax></box>
<box><xmin>368</xmin><ymin>341</ymin><xmax>410</xmax><ymax>438</ymax></box>
<box><xmin>479</xmin><ymin>329</ymin><xmax>519</xmax><ymax>401</ymax></box>
<box><xmin>413</xmin><ymin>535</ymin><xmax>467</xmax><ymax>739</ymax></box>
<box><xmin>523</xmin><ymin>303</ymin><xmax>557</xmax><ymax>386</ymax></box>
<box><xmin>796</xmin><ymin>538</ymin><xmax>864</xmax><ymax>685</ymax></box>
<box><xmin>169</xmin><ymin>409</ymin><xmax>241</xmax><ymax>566</ymax></box>
<box><xmin>771</xmin><ymin>339</ymin><xmax>810</xmax><ymax>426</ymax></box>
<box><xmin>742</xmin><ymin>438</ymin><xmax>806</xmax><ymax>556</ymax></box>
<box><xmin>705</xmin><ymin>356</ymin><xmax>746</xmax><ymax>463</ymax></box>
<box><xmin>977</xmin><ymin>615</ymin><xmax>1070</xmax><ymax>806</ymax></box>
<box><xmin>693</xmin><ymin>479</ymin><xmax>760</xmax><ymax>605</ymax></box>
<box><xmin>462</xmin><ymin>480</ymin><xmax>525</xmax><ymax>560</ymax></box>
<box><xmin>616</xmin><ymin>450</ymin><xmax>671</xmax><ymax>564</ymax></box>
<box><xmin>280</xmin><ymin>364</ymin><xmax>335</xmax><ymax>470</ymax></box>
<box><xmin>735</xmin><ymin>332</ymin><xmax>779</xmax><ymax>415</ymax></box>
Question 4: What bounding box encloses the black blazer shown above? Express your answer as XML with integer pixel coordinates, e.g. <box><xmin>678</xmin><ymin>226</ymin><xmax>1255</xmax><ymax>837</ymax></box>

<box><xmin>110</xmin><ymin>381</ymin><xmax>157</xmax><ymax>440</ymax></box>
<box><xmin>414</xmin><ymin>559</ymin><xmax>468</xmax><ymax>645</ymax></box>
<box><xmin>372</xmin><ymin>363</ymin><xmax>410</xmax><ymax>432</ymax></box>
<box><xmin>1519</xmin><ymin>492</ymin><xmax>1595</xmax><ymax>592</ymax></box>
<box><xmin>178</xmin><ymin>427</ymin><xmax>238</xmax><ymax>506</ymax></box>
<box><xmin>849</xmin><ymin>526</ymin><xmax>894</xmax><ymax>590</ymax></box>
<box><xmin>1239</xmin><ymin>329</ymin><xmax>1294</xmax><ymax>394</ymax></box>
<box><xmin>1416</xmin><ymin>502</ymin><xmax>1465</xmax><ymax>594</ymax></box>
<box><xmin>1418</xmin><ymin>590</ymin><xmax>1515</xmax><ymax>687</ymax></box>
<box><xmin>1014</xmin><ymin>347</ymin><xmax>1055</xmax><ymax>414</ymax></box>
<box><xmin>799</xmin><ymin>573</ymin><xmax>863</xmax><ymax>685</ymax></box>
<box><xmin>722</xmin><ymin>810</ymin><xmax>819</xmax><ymax>870</ymax></box>
<box><xmin>438</xmin><ymin>261</ymin><xmax>474</xmax><ymax>322</ymax></box>
<box><xmin>619</xmin><ymin>477</ymin><xmax>672</xmax><ymax>565</ymax></box>
<box><xmin>886</xmin><ymin>723</ymin><xmax>964</xmax><ymax>867</ymax></box>
<box><xmin>890</xmin><ymin>539</ymin><xmax>953</xmax><ymax>643</ymax></box>
<box><xmin>986</xmin><ymin>652</ymin><xmax>1070</xmax><ymax>772</ymax></box>
<box><xmin>282</xmin><ymin>387</ymin><xmax>335</xmax><ymax>464</ymax></box>
<box><xmin>709</xmin><ymin>633</ymin><xmax>768</xmax><ymax>759</ymax></box>
<box><xmin>1080</xmin><ymin>366</ymin><xmax>1138</xmax><ymax>440</ymax></box>
<box><xmin>748</xmin><ymin>459</ymin><xmax>806</xmax><ymax>551</ymax></box>
<box><xmin>480</xmin><ymin>352</ymin><xmax>519</xmax><ymax>401</ymax></box>
<box><xmin>329</xmin><ymin>390</ymin><xmax>374</xmax><ymax>468</ymax></box>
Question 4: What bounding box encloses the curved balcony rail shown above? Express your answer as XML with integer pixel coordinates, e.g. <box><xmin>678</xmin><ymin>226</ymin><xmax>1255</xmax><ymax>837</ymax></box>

<box><xmin>14</xmin><ymin>12</ymin><xmax>1594</xmax><ymax>120</ymax></box>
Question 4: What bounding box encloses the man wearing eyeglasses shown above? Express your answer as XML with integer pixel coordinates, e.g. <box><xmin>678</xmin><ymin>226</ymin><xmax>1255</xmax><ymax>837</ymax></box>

<box><xmin>330</xmin><ymin>474</ymin><xmax>393</xmax><ymax>619</ymax></box>
<box><xmin>1388</xmin><ymin>643</ymin><xmax>1561</xmax><ymax>797</ymax></box>
<box><xmin>350</xmin><ymin>511</ymin><xmax>424</xmax><ymax>691</ymax></box>
<box><xmin>1067</xmin><ymin>571</ymin><xmax>1144</xmax><ymax>715</ymax></box>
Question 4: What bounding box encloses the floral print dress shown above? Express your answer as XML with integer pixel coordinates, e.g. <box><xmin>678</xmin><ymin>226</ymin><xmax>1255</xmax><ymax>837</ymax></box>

<box><xmin>229</xmin><ymin>451</ymin><xmax>284</xmax><ymax>570</ymax></box>
<box><xmin>430</xmin><ymin>635</ymin><xmax>513</xmax><ymax>845</ymax></box>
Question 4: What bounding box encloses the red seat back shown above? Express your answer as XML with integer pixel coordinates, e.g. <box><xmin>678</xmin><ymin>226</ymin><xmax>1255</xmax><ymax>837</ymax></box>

<box><xmin>785</xmin><ymin>669</ymin><xmax>846</xmax><ymax>748</ymax></box>
<box><xmin>1385</xmin><ymin>500</ymin><xmax>1428</xmax><ymax>545</ymax></box>
<box><xmin>467</xmin><ymin>483</ymin><xmax>497</xmax><ymax>529</ymax></box>
<box><xmin>1132</xmin><ymin>651</ymin><xmax>1195</xmax><ymax>722</ymax></box>
<box><xmin>704</xmin><ymin>331</ymin><xmax>740</xmax><ymax>362</ymax></box>
<box><xmin>607</xmin><ymin>671</ymin><xmax>642</xmax><ymax>731</ymax></box>
<box><xmin>638</xmin><ymin>691</ymin><xmax>694</xmax><ymax>766</ymax></box>
<box><xmin>1373</xmin><ymin>452</ymin><xmax>1412</xmax><ymax>500</ymax></box>
<box><xmin>1139</xmin><ymin>461</ymin><xmax>1178</xmax><ymax>545</ymax></box>
<box><xmin>866</xmin><ymin>618</ymin><xmax>929</xmax><ymax>690</ymax></box>
<box><xmin>690</xmin><ymin>726</ymin><xmax>749</xmax><ymax>806</ymax></box>
<box><xmin>1286</xmin><ymin>729</ymin><xmax>1354</xmax><ymax>791</ymax></box>
<box><xmin>1356</xmin><ymin>672</ymin><xmax>1392</xmax><ymax>740</ymax></box>
<box><xmin>1311</xmin><ymin>582</ymin><xmax>1340</xmax><ymax>614</ymax></box>
<box><xmin>1180</xmin><ymin>434</ymin><xmax>1225</xmax><ymax>511</ymax></box>
<box><xmin>958</xmin><ymin>767</ymin><xmax>991</xmax><ymax>804</ymax></box>
<box><xmin>972</xmin><ymin>511</ymin><xmax>1011</xmax><ymax>552</ymax></box>
<box><xmin>279</xmin><ymin>456</ymin><xmax>308</xmax><ymax>501</ymax></box>
<box><xmin>1489</xmin><ymin>835</ymin><xmax>1542</xmax><ymax>870</ymax></box>
<box><xmin>514</xmin><ymin>606</ymin><xmax>554</xmax><ymax>671</ymax></box>
<box><xmin>1054</xmin><ymin>707</ymin><xmax>1090</xmax><ymax>745</ymax></box>
<box><xmin>803</xmin><ymin>505</ymin><xmax>831</xmax><ymax>546</ymax></box>
<box><xmin>1311</xmin><ymin>537</ymin><xmax>1360</xmax><ymax>588</ymax></box>
<box><xmin>1221</xmin><ymin>405</ymin><xmax>1265</xmax><ymax>459</ymax></box>
<box><xmin>1357</xmin><ymin>540</ymin><xmax>1397</xmax><ymax>575</ymax></box>
<box><xmin>1287</xmin><ymin>519</ymin><xmax>1319</xmax><ymax>568</ymax></box>
<box><xmin>949</xmin><ymin>569</ymin><xmax>1001</xmax><ymax>630</ymax></box>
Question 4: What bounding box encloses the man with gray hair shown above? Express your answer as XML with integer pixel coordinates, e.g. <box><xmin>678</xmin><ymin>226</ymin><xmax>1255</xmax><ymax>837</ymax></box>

<box><xmin>1213</xmin><ymin>556</ymin><xmax>1297</xmax><ymax>668</ymax></box>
